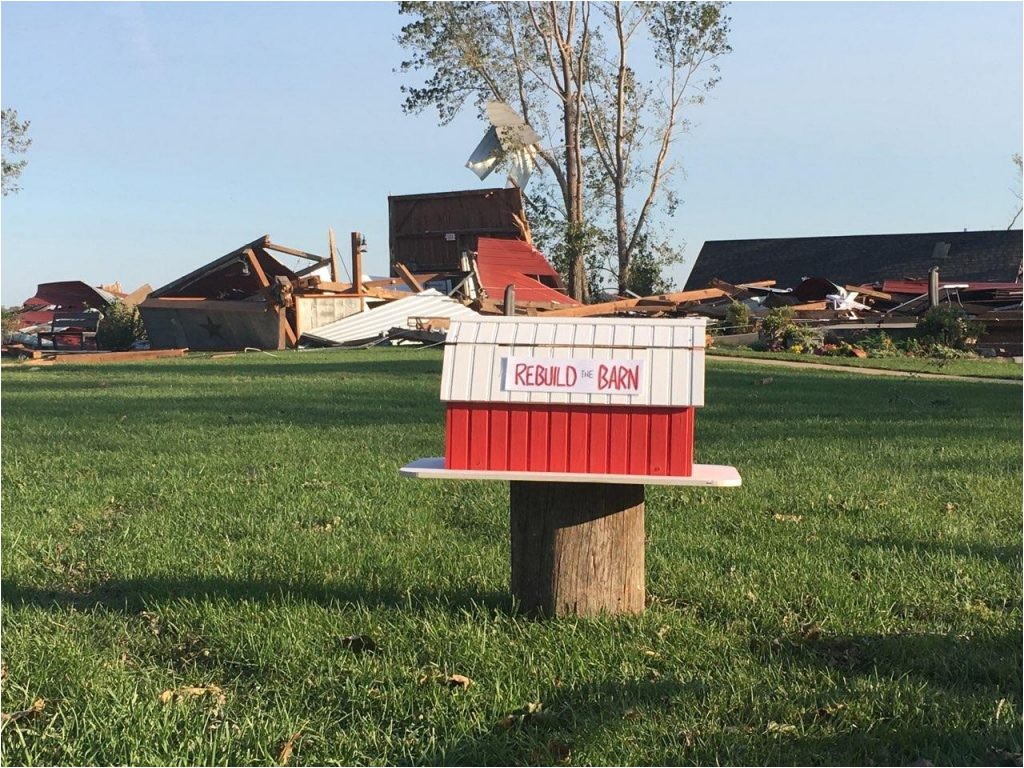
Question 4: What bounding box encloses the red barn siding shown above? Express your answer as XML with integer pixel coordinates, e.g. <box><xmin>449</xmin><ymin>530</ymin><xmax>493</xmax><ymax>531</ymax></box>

<box><xmin>445</xmin><ymin>403</ymin><xmax>694</xmax><ymax>477</ymax></box>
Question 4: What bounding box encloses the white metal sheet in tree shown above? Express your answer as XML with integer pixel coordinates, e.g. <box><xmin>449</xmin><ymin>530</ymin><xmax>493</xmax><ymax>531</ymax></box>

<box><xmin>440</xmin><ymin>317</ymin><xmax>706</xmax><ymax>407</ymax></box>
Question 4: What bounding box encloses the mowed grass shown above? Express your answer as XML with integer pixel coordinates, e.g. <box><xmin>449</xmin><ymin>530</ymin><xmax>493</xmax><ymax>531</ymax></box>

<box><xmin>1</xmin><ymin>349</ymin><xmax>1021</xmax><ymax>766</ymax></box>
<box><xmin>708</xmin><ymin>345</ymin><xmax>1024</xmax><ymax>380</ymax></box>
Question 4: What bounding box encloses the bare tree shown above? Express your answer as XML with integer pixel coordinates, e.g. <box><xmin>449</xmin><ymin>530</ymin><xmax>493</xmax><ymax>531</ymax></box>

<box><xmin>1009</xmin><ymin>153</ymin><xmax>1022</xmax><ymax>230</ymax></box>
<box><xmin>397</xmin><ymin>2</ymin><xmax>730</xmax><ymax>299</ymax></box>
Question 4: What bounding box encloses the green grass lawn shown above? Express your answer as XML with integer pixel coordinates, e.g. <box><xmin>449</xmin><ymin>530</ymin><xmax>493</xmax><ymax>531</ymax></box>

<box><xmin>709</xmin><ymin>345</ymin><xmax>1024</xmax><ymax>380</ymax></box>
<box><xmin>2</xmin><ymin>349</ymin><xmax>1021</xmax><ymax>766</ymax></box>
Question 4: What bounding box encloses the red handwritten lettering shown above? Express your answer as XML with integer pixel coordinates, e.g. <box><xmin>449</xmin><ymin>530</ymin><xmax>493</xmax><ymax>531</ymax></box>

<box><xmin>597</xmin><ymin>363</ymin><xmax>640</xmax><ymax>391</ymax></box>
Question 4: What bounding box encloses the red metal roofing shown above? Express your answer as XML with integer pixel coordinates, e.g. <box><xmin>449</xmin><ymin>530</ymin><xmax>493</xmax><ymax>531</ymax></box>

<box><xmin>30</xmin><ymin>281</ymin><xmax>117</xmax><ymax>309</ymax></box>
<box><xmin>475</xmin><ymin>237</ymin><xmax>580</xmax><ymax>306</ymax></box>
<box><xmin>17</xmin><ymin>309</ymin><xmax>54</xmax><ymax>329</ymax></box>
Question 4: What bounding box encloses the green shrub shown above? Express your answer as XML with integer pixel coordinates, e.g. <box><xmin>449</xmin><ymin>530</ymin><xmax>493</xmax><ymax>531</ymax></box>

<box><xmin>858</xmin><ymin>331</ymin><xmax>899</xmax><ymax>357</ymax></box>
<box><xmin>758</xmin><ymin>307</ymin><xmax>795</xmax><ymax>351</ymax></box>
<box><xmin>96</xmin><ymin>301</ymin><xmax>147</xmax><ymax>351</ymax></box>
<box><xmin>724</xmin><ymin>300</ymin><xmax>753</xmax><ymax>334</ymax></box>
<box><xmin>782</xmin><ymin>323</ymin><xmax>823</xmax><ymax>352</ymax></box>
<box><xmin>915</xmin><ymin>306</ymin><xmax>985</xmax><ymax>351</ymax></box>
<box><xmin>757</xmin><ymin>306</ymin><xmax>822</xmax><ymax>352</ymax></box>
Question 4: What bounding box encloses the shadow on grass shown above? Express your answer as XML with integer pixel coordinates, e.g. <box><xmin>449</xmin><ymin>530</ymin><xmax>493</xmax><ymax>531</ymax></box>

<box><xmin>4</xmin><ymin>355</ymin><xmax>444</xmax><ymax>382</ymax></box>
<box><xmin>751</xmin><ymin>629</ymin><xmax>1022</xmax><ymax>694</ymax></box>
<box><xmin>848</xmin><ymin>534</ymin><xmax>1023</xmax><ymax>565</ymax></box>
<box><xmin>419</xmin><ymin>633</ymin><xmax>1022</xmax><ymax>766</ymax></box>
<box><xmin>0</xmin><ymin>576</ymin><xmax>511</xmax><ymax>615</ymax></box>
<box><xmin>421</xmin><ymin>677</ymin><xmax>697</xmax><ymax>766</ymax></box>
<box><xmin>0</xmin><ymin>388</ymin><xmax>444</xmax><ymax>431</ymax></box>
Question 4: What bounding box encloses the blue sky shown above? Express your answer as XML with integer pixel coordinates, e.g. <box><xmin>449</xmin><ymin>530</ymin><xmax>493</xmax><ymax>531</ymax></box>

<box><xmin>1</xmin><ymin>1</ymin><xmax>1021</xmax><ymax>305</ymax></box>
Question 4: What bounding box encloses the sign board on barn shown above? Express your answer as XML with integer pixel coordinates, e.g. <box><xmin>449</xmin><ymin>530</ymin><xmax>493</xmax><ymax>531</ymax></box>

<box><xmin>439</xmin><ymin>317</ymin><xmax>706</xmax><ymax>477</ymax></box>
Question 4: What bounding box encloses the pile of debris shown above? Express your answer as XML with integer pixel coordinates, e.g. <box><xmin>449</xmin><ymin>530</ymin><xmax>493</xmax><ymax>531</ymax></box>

<box><xmin>7</xmin><ymin>281</ymin><xmax>150</xmax><ymax>352</ymax></box>
<box><xmin>8</xmin><ymin>187</ymin><xmax>1019</xmax><ymax>358</ymax></box>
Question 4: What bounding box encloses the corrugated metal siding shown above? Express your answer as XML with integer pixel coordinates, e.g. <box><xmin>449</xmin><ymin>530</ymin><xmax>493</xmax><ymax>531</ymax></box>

<box><xmin>445</xmin><ymin>403</ymin><xmax>694</xmax><ymax>476</ymax></box>
<box><xmin>440</xmin><ymin>318</ymin><xmax>706</xmax><ymax>407</ymax></box>
<box><xmin>301</xmin><ymin>289</ymin><xmax>480</xmax><ymax>346</ymax></box>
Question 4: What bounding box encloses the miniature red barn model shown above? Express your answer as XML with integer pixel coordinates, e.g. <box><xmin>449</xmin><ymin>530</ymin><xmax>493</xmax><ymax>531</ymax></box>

<box><xmin>401</xmin><ymin>315</ymin><xmax>738</xmax><ymax>617</ymax></box>
<box><xmin>439</xmin><ymin>317</ymin><xmax>705</xmax><ymax>477</ymax></box>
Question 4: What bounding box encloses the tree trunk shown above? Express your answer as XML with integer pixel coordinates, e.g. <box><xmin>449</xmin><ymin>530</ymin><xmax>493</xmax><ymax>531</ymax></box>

<box><xmin>509</xmin><ymin>481</ymin><xmax>645</xmax><ymax>617</ymax></box>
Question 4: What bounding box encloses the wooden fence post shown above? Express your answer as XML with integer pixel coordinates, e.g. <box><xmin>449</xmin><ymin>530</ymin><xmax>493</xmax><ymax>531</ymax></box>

<box><xmin>509</xmin><ymin>481</ymin><xmax>645</xmax><ymax>617</ymax></box>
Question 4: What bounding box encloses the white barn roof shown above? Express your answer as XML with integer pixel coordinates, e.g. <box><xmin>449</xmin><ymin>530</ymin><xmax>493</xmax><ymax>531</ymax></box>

<box><xmin>441</xmin><ymin>317</ymin><xmax>706</xmax><ymax>407</ymax></box>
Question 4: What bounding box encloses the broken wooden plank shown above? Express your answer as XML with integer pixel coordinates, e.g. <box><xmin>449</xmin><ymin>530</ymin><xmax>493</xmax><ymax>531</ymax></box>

<box><xmin>49</xmin><ymin>348</ymin><xmax>189</xmax><ymax>364</ymax></box>
<box><xmin>410</xmin><ymin>316</ymin><xmax>452</xmax><ymax>331</ymax></box>
<box><xmin>652</xmin><ymin>287</ymin><xmax>728</xmax><ymax>303</ymax></box>
<box><xmin>540</xmin><ymin>297</ymin><xmax>642</xmax><ymax>318</ymax></box>
<box><xmin>846</xmin><ymin>285</ymin><xmax>892</xmax><ymax>301</ymax></box>
<box><xmin>263</xmin><ymin>240</ymin><xmax>325</xmax><ymax>261</ymax></box>
<box><xmin>736</xmin><ymin>280</ymin><xmax>776</xmax><ymax>289</ymax></box>
<box><xmin>394</xmin><ymin>262</ymin><xmax>425</xmax><ymax>293</ymax></box>
<box><xmin>245</xmin><ymin>248</ymin><xmax>271</xmax><ymax>288</ymax></box>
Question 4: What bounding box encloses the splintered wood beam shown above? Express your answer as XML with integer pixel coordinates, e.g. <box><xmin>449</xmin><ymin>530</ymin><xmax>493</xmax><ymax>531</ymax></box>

<box><xmin>652</xmin><ymin>287</ymin><xmax>727</xmax><ymax>303</ymax></box>
<box><xmin>294</xmin><ymin>259</ymin><xmax>332</xmax><ymax>279</ymax></box>
<box><xmin>394</xmin><ymin>262</ymin><xmax>425</xmax><ymax>293</ymax></box>
<box><xmin>541</xmin><ymin>298</ymin><xmax>641</xmax><ymax>317</ymax></box>
<box><xmin>846</xmin><ymin>285</ymin><xmax>891</xmax><ymax>300</ymax></box>
<box><xmin>245</xmin><ymin>249</ymin><xmax>271</xmax><ymax>288</ymax></box>
<box><xmin>512</xmin><ymin>212</ymin><xmax>533</xmax><ymax>245</ymax></box>
<box><xmin>328</xmin><ymin>228</ymin><xmax>340</xmax><ymax>283</ymax></box>
<box><xmin>309</xmin><ymin>280</ymin><xmax>353</xmax><ymax>293</ymax></box>
<box><xmin>363</xmin><ymin>287</ymin><xmax>410</xmax><ymax>301</ymax></box>
<box><xmin>709</xmin><ymin>278</ymin><xmax>744</xmax><ymax>297</ymax></box>
<box><xmin>264</xmin><ymin>241</ymin><xmax>325</xmax><ymax>262</ymax></box>
<box><xmin>736</xmin><ymin>280</ymin><xmax>776</xmax><ymax>289</ymax></box>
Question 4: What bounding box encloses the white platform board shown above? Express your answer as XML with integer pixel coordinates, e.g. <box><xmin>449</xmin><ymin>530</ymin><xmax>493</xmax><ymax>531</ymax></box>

<box><xmin>399</xmin><ymin>457</ymin><xmax>741</xmax><ymax>487</ymax></box>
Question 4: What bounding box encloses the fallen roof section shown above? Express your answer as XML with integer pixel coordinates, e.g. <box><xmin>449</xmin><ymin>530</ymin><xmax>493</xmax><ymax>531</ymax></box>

<box><xmin>29</xmin><ymin>281</ymin><xmax>119</xmax><ymax>309</ymax></box>
<box><xmin>149</xmin><ymin>236</ymin><xmax>299</xmax><ymax>299</ymax></box>
<box><xmin>474</xmin><ymin>237</ymin><xmax>579</xmax><ymax>306</ymax></box>
<box><xmin>301</xmin><ymin>289</ymin><xmax>480</xmax><ymax>347</ymax></box>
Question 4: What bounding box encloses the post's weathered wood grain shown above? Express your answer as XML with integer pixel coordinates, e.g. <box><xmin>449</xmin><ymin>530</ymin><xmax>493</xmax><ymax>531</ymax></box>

<box><xmin>329</xmin><ymin>227</ymin><xmax>340</xmax><ymax>284</ymax></box>
<box><xmin>509</xmin><ymin>481</ymin><xmax>645</xmax><ymax>617</ymax></box>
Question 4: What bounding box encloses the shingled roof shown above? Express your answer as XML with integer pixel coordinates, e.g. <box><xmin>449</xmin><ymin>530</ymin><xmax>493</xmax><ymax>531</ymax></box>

<box><xmin>685</xmin><ymin>229</ymin><xmax>1023</xmax><ymax>289</ymax></box>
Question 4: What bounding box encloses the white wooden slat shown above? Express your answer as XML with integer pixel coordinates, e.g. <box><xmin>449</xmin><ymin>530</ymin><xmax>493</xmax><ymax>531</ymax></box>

<box><xmin>649</xmin><ymin>348</ymin><xmax>673</xmax><ymax>406</ymax></box>
<box><xmin>514</xmin><ymin>323</ymin><xmax>537</xmax><ymax>346</ymax></box>
<box><xmin>440</xmin><ymin>343</ymin><xmax>458</xmax><ymax>400</ymax></box>
<box><xmin>652</xmin><ymin>324</ymin><xmax>673</xmax><ymax>348</ymax></box>
<box><xmin>441</xmin><ymin>318</ymin><xmax>707</xmax><ymax>405</ymax></box>
<box><xmin>495</xmin><ymin>322</ymin><xmax>518</xmax><ymax>345</ymax></box>
<box><xmin>570</xmin><ymin>323</ymin><xmax>595</xmax><ymax>348</ymax></box>
<box><xmin>671</xmin><ymin>346</ymin><xmax>692</xmax><ymax>405</ymax></box>
<box><xmin>475</xmin><ymin>321</ymin><xmax>499</xmax><ymax>345</ymax></box>
<box><xmin>444</xmin><ymin>343</ymin><xmax>471</xmax><ymax>401</ymax></box>
<box><xmin>691</xmin><ymin>349</ymin><xmax>705</xmax><ymax>407</ymax></box>
<box><xmin>632</xmin><ymin>324</ymin><xmax>654</xmax><ymax>348</ymax></box>
<box><xmin>469</xmin><ymin>344</ymin><xmax>498</xmax><ymax>401</ymax></box>
<box><xmin>553</xmin><ymin>323</ymin><xmax>577</xmax><ymax>346</ymax></box>
<box><xmin>592</xmin><ymin>324</ymin><xmax>615</xmax><ymax>348</ymax></box>
<box><xmin>672</xmin><ymin>324</ymin><xmax>692</xmax><ymax>349</ymax></box>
